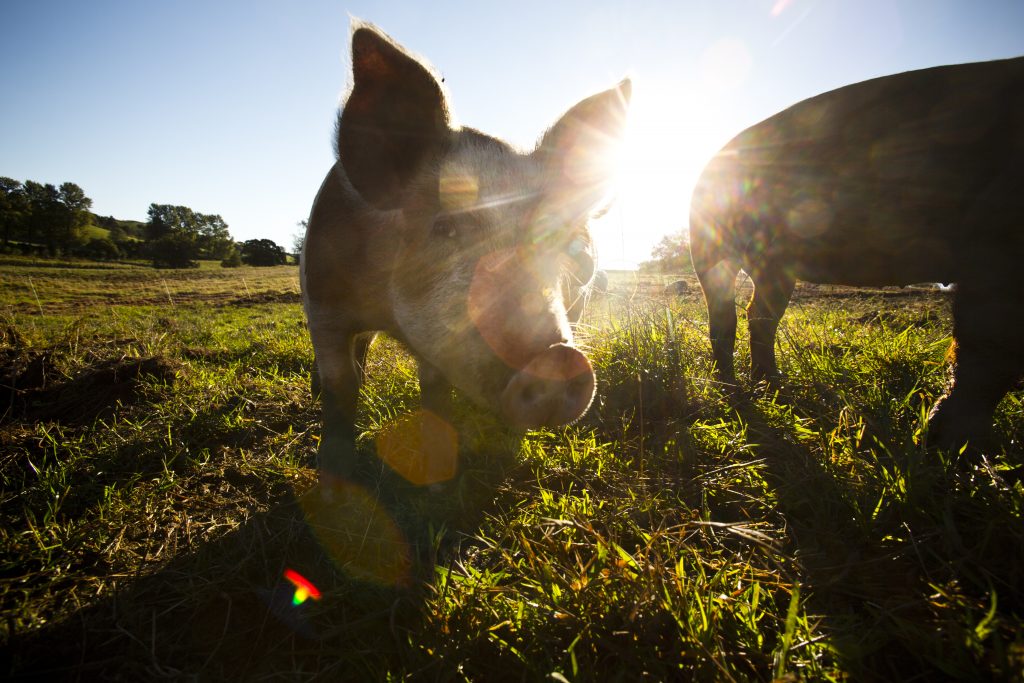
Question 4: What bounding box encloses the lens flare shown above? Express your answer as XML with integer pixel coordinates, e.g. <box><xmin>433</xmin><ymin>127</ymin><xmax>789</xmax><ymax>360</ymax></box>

<box><xmin>467</xmin><ymin>247</ymin><xmax>571</xmax><ymax>373</ymax></box>
<box><xmin>375</xmin><ymin>409</ymin><xmax>458</xmax><ymax>486</ymax></box>
<box><xmin>468</xmin><ymin>248</ymin><xmax>528</xmax><ymax>370</ymax></box>
<box><xmin>439</xmin><ymin>168</ymin><xmax>479</xmax><ymax>212</ymax></box>
<box><xmin>300</xmin><ymin>480</ymin><xmax>412</xmax><ymax>587</ymax></box>
<box><xmin>283</xmin><ymin>568</ymin><xmax>321</xmax><ymax>606</ymax></box>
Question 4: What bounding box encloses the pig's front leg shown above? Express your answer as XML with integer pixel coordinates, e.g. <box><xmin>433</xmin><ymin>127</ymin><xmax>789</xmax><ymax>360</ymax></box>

<box><xmin>418</xmin><ymin>361</ymin><xmax>454</xmax><ymax>419</ymax></box>
<box><xmin>312</xmin><ymin>330</ymin><xmax>371</xmax><ymax>486</ymax></box>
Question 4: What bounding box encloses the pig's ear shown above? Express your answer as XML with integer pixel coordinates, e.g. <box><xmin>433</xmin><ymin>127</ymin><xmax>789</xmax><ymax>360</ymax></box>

<box><xmin>536</xmin><ymin>79</ymin><xmax>631</xmax><ymax>212</ymax></box>
<box><xmin>337</xmin><ymin>24</ymin><xmax>451</xmax><ymax>208</ymax></box>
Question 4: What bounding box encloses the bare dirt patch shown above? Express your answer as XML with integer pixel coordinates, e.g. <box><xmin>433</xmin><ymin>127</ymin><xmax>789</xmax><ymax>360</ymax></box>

<box><xmin>1</xmin><ymin>350</ymin><xmax>179</xmax><ymax>425</ymax></box>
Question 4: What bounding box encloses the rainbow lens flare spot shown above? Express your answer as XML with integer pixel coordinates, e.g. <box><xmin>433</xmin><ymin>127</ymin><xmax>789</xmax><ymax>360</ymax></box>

<box><xmin>284</xmin><ymin>568</ymin><xmax>321</xmax><ymax>606</ymax></box>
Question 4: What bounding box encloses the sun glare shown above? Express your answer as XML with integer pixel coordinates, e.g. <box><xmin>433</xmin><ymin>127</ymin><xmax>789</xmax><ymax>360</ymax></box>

<box><xmin>591</xmin><ymin>81</ymin><xmax>728</xmax><ymax>269</ymax></box>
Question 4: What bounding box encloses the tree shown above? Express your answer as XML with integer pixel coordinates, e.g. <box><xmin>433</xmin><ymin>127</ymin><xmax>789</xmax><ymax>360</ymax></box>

<box><xmin>22</xmin><ymin>181</ymin><xmax>63</xmax><ymax>253</ymax></box>
<box><xmin>0</xmin><ymin>177</ymin><xmax>95</xmax><ymax>253</ymax></box>
<box><xmin>149</xmin><ymin>232</ymin><xmax>200</xmax><ymax>268</ymax></box>
<box><xmin>146</xmin><ymin>204</ymin><xmax>198</xmax><ymax>266</ymax></box>
<box><xmin>9</xmin><ymin>180</ymin><xmax>94</xmax><ymax>255</ymax></box>
<box><xmin>239</xmin><ymin>238</ymin><xmax>287</xmax><ymax>266</ymax></box>
<box><xmin>220</xmin><ymin>246</ymin><xmax>242</xmax><ymax>268</ymax></box>
<box><xmin>0</xmin><ymin>177</ymin><xmax>28</xmax><ymax>247</ymax></box>
<box><xmin>292</xmin><ymin>221</ymin><xmax>307</xmax><ymax>254</ymax></box>
<box><xmin>57</xmin><ymin>182</ymin><xmax>92</xmax><ymax>250</ymax></box>
<box><xmin>146</xmin><ymin>204</ymin><xmax>187</xmax><ymax>241</ymax></box>
<box><xmin>639</xmin><ymin>230</ymin><xmax>690</xmax><ymax>273</ymax></box>
<box><xmin>196</xmin><ymin>213</ymin><xmax>233</xmax><ymax>259</ymax></box>
<box><xmin>145</xmin><ymin>203</ymin><xmax>234</xmax><ymax>267</ymax></box>
<box><xmin>290</xmin><ymin>221</ymin><xmax>307</xmax><ymax>266</ymax></box>
<box><xmin>94</xmin><ymin>214</ymin><xmax>118</xmax><ymax>230</ymax></box>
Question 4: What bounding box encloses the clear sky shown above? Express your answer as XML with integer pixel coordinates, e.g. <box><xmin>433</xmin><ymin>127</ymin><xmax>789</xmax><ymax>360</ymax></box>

<box><xmin>3</xmin><ymin>1</ymin><xmax>1023</xmax><ymax>268</ymax></box>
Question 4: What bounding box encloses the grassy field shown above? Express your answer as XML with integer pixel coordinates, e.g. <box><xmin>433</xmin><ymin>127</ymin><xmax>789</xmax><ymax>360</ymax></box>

<box><xmin>1</xmin><ymin>256</ymin><xmax>1021</xmax><ymax>681</ymax></box>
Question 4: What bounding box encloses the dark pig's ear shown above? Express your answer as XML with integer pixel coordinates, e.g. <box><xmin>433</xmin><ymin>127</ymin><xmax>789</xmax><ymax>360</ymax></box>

<box><xmin>536</xmin><ymin>79</ymin><xmax>631</xmax><ymax>214</ymax></box>
<box><xmin>337</xmin><ymin>24</ymin><xmax>451</xmax><ymax>208</ymax></box>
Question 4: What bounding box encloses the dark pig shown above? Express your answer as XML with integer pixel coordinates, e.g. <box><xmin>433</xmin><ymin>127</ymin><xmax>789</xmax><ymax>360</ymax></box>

<box><xmin>689</xmin><ymin>57</ymin><xmax>1024</xmax><ymax>450</ymax></box>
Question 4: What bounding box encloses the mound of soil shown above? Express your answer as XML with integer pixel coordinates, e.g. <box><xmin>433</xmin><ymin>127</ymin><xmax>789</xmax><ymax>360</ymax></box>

<box><xmin>1</xmin><ymin>351</ymin><xmax>179</xmax><ymax>425</ymax></box>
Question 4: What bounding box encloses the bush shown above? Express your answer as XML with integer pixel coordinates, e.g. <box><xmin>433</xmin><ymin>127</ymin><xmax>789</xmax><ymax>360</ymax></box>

<box><xmin>221</xmin><ymin>250</ymin><xmax>242</xmax><ymax>268</ymax></box>
<box><xmin>81</xmin><ymin>237</ymin><xmax>122</xmax><ymax>261</ymax></box>
<box><xmin>118</xmin><ymin>239</ymin><xmax>144</xmax><ymax>259</ymax></box>
<box><xmin>239</xmin><ymin>238</ymin><xmax>287</xmax><ymax>267</ymax></box>
<box><xmin>149</xmin><ymin>232</ymin><xmax>199</xmax><ymax>269</ymax></box>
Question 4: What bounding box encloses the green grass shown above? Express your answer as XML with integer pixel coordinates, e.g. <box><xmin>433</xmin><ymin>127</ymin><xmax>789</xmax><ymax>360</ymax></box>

<box><xmin>1</xmin><ymin>257</ymin><xmax>1021</xmax><ymax>680</ymax></box>
<box><xmin>0</xmin><ymin>255</ymin><xmax>301</xmax><ymax>312</ymax></box>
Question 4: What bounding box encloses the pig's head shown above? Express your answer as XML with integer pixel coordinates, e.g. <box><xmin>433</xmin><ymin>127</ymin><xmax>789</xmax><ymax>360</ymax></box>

<box><xmin>338</xmin><ymin>24</ymin><xmax>629</xmax><ymax>429</ymax></box>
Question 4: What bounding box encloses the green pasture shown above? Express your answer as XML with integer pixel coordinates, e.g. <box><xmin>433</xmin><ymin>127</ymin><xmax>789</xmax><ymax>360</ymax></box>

<box><xmin>1</xmin><ymin>256</ymin><xmax>1021</xmax><ymax>680</ymax></box>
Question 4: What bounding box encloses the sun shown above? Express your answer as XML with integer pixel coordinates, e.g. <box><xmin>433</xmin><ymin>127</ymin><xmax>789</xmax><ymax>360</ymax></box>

<box><xmin>591</xmin><ymin>81</ymin><xmax>727</xmax><ymax>269</ymax></box>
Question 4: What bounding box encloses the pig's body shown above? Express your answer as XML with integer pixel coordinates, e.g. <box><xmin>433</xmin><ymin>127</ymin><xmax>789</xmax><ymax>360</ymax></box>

<box><xmin>689</xmin><ymin>56</ymin><xmax>1024</xmax><ymax>449</ymax></box>
<box><xmin>302</xmin><ymin>24</ymin><xmax>628</xmax><ymax>482</ymax></box>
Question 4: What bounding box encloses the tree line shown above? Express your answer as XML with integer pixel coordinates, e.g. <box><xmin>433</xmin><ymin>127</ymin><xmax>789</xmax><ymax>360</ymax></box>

<box><xmin>0</xmin><ymin>176</ymin><xmax>291</xmax><ymax>268</ymax></box>
<box><xmin>0</xmin><ymin>177</ymin><xmax>94</xmax><ymax>256</ymax></box>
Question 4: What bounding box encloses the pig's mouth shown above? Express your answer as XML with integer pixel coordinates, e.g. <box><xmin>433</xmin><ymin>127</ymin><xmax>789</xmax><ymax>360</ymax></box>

<box><xmin>498</xmin><ymin>343</ymin><xmax>596</xmax><ymax>429</ymax></box>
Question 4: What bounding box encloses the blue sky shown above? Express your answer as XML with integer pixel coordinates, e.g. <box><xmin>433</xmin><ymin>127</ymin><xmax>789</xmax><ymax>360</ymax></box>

<box><xmin>3</xmin><ymin>1</ymin><xmax>1023</xmax><ymax>267</ymax></box>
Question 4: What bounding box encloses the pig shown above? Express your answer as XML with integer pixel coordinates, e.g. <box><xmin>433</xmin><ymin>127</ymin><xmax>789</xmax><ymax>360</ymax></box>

<box><xmin>689</xmin><ymin>56</ymin><xmax>1024</xmax><ymax>451</ymax></box>
<box><xmin>301</xmin><ymin>23</ymin><xmax>630</xmax><ymax>483</ymax></box>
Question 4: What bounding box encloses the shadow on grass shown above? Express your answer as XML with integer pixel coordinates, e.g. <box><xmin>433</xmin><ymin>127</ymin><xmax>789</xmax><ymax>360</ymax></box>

<box><xmin>2</xmin><ymin>398</ymin><xmax>312</xmax><ymax>543</ymax></box>
<box><xmin>7</xmin><ymin>490</ymin><xmax>401</xmax><ymax>680</ymax></box>
<box><xmin>4</xmin><ymin>431</ymin><xmax>523</xmax><ymax>681</ymax></box>
<box><xmin>735</xmin><ymin>399</ymin><xmax>1024</xmax><ymax>680</ymax></box>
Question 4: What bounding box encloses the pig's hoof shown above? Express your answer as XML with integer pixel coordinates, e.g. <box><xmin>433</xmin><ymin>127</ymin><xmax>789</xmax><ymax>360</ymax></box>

<box><xmin>925</xmin><ymin>399</ymin><xmax>995</xmax><ymax>457</ymax></box>
<box><xmin>317</xmin><ymin>472</ymin><xmax>350</xmax><ymax>503</ymax></box>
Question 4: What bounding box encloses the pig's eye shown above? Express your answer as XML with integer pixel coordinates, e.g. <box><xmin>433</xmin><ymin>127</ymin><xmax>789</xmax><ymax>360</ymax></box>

<box><xmin>431</xmin><ymin>217</ymin><xmax>460</xmax><ymax>240</ymax></box>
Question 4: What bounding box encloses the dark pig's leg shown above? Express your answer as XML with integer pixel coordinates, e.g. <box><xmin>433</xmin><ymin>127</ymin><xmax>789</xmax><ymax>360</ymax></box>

<box><xmin>928</xmin><ymin>279</ymin><xmax>1024</xmax><ymax>451</ymax></box>
<box><xmin>747</xmin><ymin>262</ymin><xmax>795</xmax><ymax>384</ymax></box>
<box><xmin>697</xmin><ymin>259</ymin><xmax>742</xmax><ymax>385</ymax></box>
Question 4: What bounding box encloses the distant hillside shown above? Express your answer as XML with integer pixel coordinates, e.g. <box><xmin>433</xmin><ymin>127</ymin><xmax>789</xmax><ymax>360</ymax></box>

<box><xmin>91</xmin><ymin>213</ymin><xmax>145</xmax><ymax>240</ymax></box>
<box><xmin>82</xmin><ymin>224</ymin><xmax>110</xmax><ymax>241</ymax></box>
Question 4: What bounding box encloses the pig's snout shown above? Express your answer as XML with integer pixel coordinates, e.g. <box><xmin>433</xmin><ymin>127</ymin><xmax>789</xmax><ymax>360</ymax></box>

<box><xmin>500</xmin><ymin>343</ymin><xmax>596</xmax><ymax>429</ymax></box>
